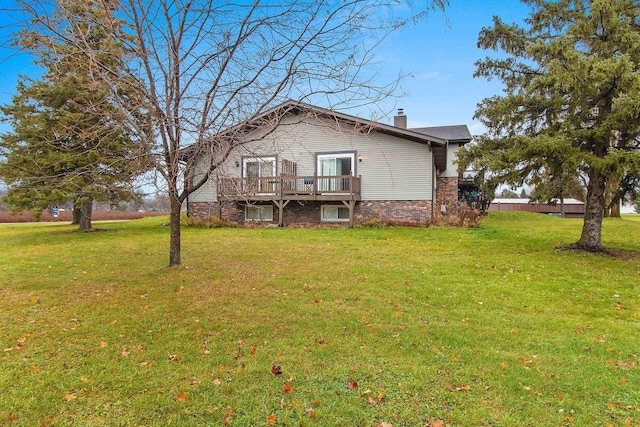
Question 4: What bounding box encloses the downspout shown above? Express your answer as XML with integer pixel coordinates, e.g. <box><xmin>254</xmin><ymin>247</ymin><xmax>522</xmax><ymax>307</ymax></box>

<box><xmin>430</xmin><ymin>142</ymin><xmax>435</xmax><ymax>221</ymax></box>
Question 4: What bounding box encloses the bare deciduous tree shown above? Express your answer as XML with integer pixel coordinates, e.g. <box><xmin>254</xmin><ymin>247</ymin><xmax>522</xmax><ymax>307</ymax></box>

<box><xmin>15</xmin><ymin>0</ymin><xmax>446</xmax><ymax>265</ymax></box>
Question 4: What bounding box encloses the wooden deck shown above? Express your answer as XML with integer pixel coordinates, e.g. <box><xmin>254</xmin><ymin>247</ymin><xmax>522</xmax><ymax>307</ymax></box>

<box><xmin>217</xmin><ymin>175</ymin><xmax>361</xmax><ymax>202</ymax></box>
<box><xmin>217</xmin><ymin>175</ymin><xmax>361</xmax><ymax>227</ymax></box>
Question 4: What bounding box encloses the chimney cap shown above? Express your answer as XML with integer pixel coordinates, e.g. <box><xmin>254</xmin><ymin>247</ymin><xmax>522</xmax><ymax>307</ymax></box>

<box><xmin>397</xmin><ymin>108</ymin><xmax>404</xmax><ymax>116</ymax></box>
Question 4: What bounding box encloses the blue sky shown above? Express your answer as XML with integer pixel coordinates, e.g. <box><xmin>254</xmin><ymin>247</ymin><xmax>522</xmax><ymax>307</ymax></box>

<box><xmin>371</xmin><ymin>0</ymin><xmax>531</xmax><ymax>133</ymax></box>
<box><xmin>0</xmin><ymin>1</ymin><xmax>531</xmax><ymax>136</ymax></box>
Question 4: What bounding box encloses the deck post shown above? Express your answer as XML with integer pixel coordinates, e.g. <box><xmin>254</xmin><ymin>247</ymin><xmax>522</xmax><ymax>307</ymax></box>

<box><xmin>313</xmin><ymin>173</ymin><xmax>317</xmax><ymax>196</ymax></box>
<box><xmin>274</xmin><ymin>200</ymin><xmax>290</xmax><ymax>227</ymax></box>
<box><xmin>342</xmin><ymin>200</ymin><xmax>356</xmax><ymax>228</ymax></box>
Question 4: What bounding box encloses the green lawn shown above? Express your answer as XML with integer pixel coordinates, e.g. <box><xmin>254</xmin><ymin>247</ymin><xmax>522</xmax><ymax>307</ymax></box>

<box><xmin>1</xmin><ymin>213</ymin><xmax>638</xmax><ymax>426</ymax></box>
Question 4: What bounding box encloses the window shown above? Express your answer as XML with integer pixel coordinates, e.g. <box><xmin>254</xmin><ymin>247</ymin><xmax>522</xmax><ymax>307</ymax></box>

<box><xmin>321</xmin><ymin>205</ymin><xmax>350</xmax><ymax>222</ymax></box>
<box><xmin>245</xmin><ymin>205</ymin><xmax>274</xmax><ymax>221</ymax></box>
<box><xmin>243</xmin><ymin>156</ymin><xmax>276</xmax><ymax>193</ymax></box>
<box><xmin>317</xmin><ymin>152</ymin><xmax>355</xmax><ymax>192</ymax></box>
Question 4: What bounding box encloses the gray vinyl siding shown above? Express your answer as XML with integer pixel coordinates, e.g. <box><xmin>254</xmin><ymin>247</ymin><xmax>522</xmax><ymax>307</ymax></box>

<box><xmin>189</xmin><ymin>115</ymin><xmax>434</xmax><ymax>202</ymax></box>
<box><xmin>189</xmin><ymin>162</ymin><xmax>217</xmax><ymax>202</ymax></box>
<box><xmin>440</xmin><ymin>143</ymin><xmax>461</xmax><ymax>178</ymax></box>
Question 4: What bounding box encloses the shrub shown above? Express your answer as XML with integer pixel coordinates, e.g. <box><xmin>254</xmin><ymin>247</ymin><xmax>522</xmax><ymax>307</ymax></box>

<box><xmin>182</xmin><ymin>216</ymin><xmax>236</xmax><ymax>228</ymax></box>
<box><xmin>357</xmin><ymin>218</ymin><xmax>389</xmax><ymax>228</ymax></box>
<box><xmin>432</xmin><ymin>203</ymin><xmax>482</xmax><ymax>228</ymax></box>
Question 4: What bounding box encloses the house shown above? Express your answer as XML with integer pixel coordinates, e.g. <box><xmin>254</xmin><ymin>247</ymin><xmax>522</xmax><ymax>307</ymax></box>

<box><xmin>186</xmin><ymin>101</ymin><xmax>478</xmax><ymax>227</ymax></box>
<box><xmin>488</xmin><ymin>198</ymin><xmax>586</xmax><ymax>218</ymax></box>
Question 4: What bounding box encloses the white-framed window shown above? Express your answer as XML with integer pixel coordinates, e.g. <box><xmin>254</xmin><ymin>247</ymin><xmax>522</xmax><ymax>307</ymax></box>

<box><xmin>245</xmin><ymin>205</ymin><xmax>274</xmax><ymax>221</ymax></box>
<box><xmin>316</xmin><ymin>152</ymin><xmax>355</xmax><ymax>192</ymax></box>
<box><xmin>321</xmin><ymin>205</ymin><xmax>350</xmax><ymax>222</ymax></box>
<box><xmin>243</xmin><ymin>156</ymin><xmax>276</xmax><ymax>178</ymax></box>
<box><xmin>243</xmin><ymin>156</ymin><xmax>277</xmax><ymax>193</ymax></box>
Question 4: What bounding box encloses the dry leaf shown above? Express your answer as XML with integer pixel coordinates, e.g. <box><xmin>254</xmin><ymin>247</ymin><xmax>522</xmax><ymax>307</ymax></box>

<box><xmin>283</xmin><ymin>383</ymin><xmax>293</xmax><ymax>393</ymax></box>
<box><xmin>250</xmin><ymin>346</ymin><xmax>257</xmax><ymax>355</ymax></box>
<box><xmin>271</xmin><ymin>365</ymin><xmax>282</xmax><ymax>376</ymax></box>
<box><xmin>64</xmin><ymin>393</ymin><xmax>77</xmax><ymax>401</ymax></box>
<box><xmin>267</xmin><ymin>414</ymin><xmax>276</xmax><ymax>424</ymax></box>
<box><xmin>430</xmin><ymin>420</ymin><xmax>445</xmax><ymax>427</ymax></box>
<box><xmin>347</xmin><ymin>381</ymin><xmax>358</xmax><ymax>390</ymax></box>
<box><xmin>169</xmin><ymin>354</ymin><xmax>179</xmax><ymax>362</ymax></box>
<box><xmin>99</xmin><ymin>341</ymin><xmax>108</xmax><ymax>348</ymax></box>
<box><xmin>367</xmin><ymin>396</ymin><xmax>378</xmax><ymax>406</ymax></box>
<box><xmin>175</xmin><ymin>390</ymin><xmax>189</xmax><ymax>402</ymax></box>
<box><xmin>121</xmin><ymin>348</ymin><xmax>131</xmax><ymax>357</ymax></box>
<box><xmin>213</xmin><ymin>378</ymin><xmax>222</xmax><ymax>386</ymax></box>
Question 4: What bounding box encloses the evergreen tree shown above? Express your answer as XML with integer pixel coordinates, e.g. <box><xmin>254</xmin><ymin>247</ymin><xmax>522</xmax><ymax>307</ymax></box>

<box><xmin>0</xmin><ymin>0</ymin><xmax>151</xmax><ymax>230</ymax></box>
<box><xmin>458</xmin><ymin>0</ymin><xmax>640</xmax><ymax>251</ymax></box>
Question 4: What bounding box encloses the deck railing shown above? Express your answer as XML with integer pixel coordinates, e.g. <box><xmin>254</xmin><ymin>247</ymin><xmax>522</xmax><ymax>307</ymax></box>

<box><xmin>218</xmin><ymin>175</ymin><xmax>360</xmax><ymax>199</ymax></box>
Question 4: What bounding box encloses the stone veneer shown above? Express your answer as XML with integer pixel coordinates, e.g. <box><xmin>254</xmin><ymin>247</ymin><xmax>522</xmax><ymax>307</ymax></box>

<box><xmin>435</xmin><ymin>176</ymin><xmax>459</xmax><ymax>214</ymax></box>
<box><xmin>188</xmin><ymin>200</ymin><xmax>433</xmax><ymax>226</ymax></box>
<box><xmin>355</xmin><ymin>200</ymin><xmax>431</xmax><ymax>226</ymax></box>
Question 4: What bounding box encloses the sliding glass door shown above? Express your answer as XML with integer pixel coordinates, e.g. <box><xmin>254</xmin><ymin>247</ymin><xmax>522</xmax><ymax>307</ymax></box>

<box><xmin>317</xmin><ymin>153</ymin><xmax>354</xmax><ymax>192</ymax></box>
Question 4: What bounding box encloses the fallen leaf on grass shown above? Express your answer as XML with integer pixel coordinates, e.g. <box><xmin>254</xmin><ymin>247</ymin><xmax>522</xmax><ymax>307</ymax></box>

<box><xmin>250</xmin><ymin>346</ymin><xmax>257</xmax><ymax>355</ymax></box>
<box><xmin>140</xmin><ymin>360</ymin><xmax>154</xmax><ymax>367</ymax></box>
<box><xmin>64</xmin><ymin>393</ymin><xmax>77</xmax><ymax>401</ymax></box>
<box><xmin>213</xmin><ymin>378</ymin><xmax>222</xmax><ymax>386</ymax></box>
<box><xmin>99</xmin><ymin>341</ymin><xmax>108</xmax><ymax>348</ymax></box>
<box><xmin>428</xmin><ymin>420</ymin><xmax>445</xmax><ymax>427</ymax></box>
<box><xmin>446</xmin><ymin>384</ymin><xmax>471</xmax><ymax>392</ymax></box>
<box><xmin>375</xmin><ymin>422</ymin><xmax>393</xmax><ymax>427</ymax></box>
<box><xmin>271</xmin><ymin>365</ymin><xmax>282</xmax><ymax>376</ymax></box>
<box><xmin>267</xmin><ymin>414</ymin><xmax>276</xmax><ymax>424</ymax></box>
<box><xmin>283</xmin><ymin>383</ymin><xmax>293</xmax><ymax>393</ymax></box>
<box><xmin>175</xmin><ymin>390</ymin><xmax>190</xmax><ymax>402</ymax></box>
<box><xmin>347</xmin><ymin>381</ymin><xmax>358</xmax><ymax>390</ymax></box>
<box><xmin>169</xmin><ymin>354</ymin><xmax>179</xmax><ymax>362</ymax></box>
<box><xmin>121</xmin><ymin>348</ymin><xmax>131</xmax><ymax>357</ymax></box>
<box><xmin>305</xmin><ymin>407</ymin><xmax>317</xmax><ymax>418</ymax></box>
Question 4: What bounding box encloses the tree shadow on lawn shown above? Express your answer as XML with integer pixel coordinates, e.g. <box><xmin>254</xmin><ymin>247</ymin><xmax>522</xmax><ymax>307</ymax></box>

<box><xmin>556</xmin><ymin>245</ymin><xmax>640</xmax><ymax>260</ymax></box>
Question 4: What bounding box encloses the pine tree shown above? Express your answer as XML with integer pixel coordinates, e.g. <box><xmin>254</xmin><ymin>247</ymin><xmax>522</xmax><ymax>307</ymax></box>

<box><xmin>458</xmin><ymin>0</ymin><xmax>640</xmax><ymax>251</ymax></box>
<box><xmin>0</xmin><ymin>0</ymin><xmax>151</xmax><ymax>230</ymax></box>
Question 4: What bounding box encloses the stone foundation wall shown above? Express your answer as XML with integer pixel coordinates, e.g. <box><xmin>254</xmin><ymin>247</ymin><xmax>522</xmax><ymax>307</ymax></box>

<box><xmin>220</xmin><ymin>201</ymin><xmax>245</xmax><ymax>223</ymax></box>
<box><xmin>188</xmin><ymin>199</ymin><xmax>433</xmax><ymax>226</ymax></box>
<box><xmin>187</xmin><ymin>201</ymin><xmax>245</xmax><ymax>223</ymax></box>
<box><xmin>356</xmin><ymin>200</ymin><xmax>431</xmax><ymax>226</ymax></box>
<box><xmin>436</xmin><ymin>177</ymin><xmax>459</xmax><ymax>214</ymax></box>
<box><xmin>187</xmin><ymin>202</ymin><xmax>220</xmax><ymax>219</ymax></box>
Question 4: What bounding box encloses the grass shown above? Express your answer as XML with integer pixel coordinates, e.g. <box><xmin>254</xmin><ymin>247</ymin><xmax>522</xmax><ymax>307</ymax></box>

<box><xmin>1</xmin><ymin>212</ymin><xmax>638</xmax><ymax>426</ymax></box>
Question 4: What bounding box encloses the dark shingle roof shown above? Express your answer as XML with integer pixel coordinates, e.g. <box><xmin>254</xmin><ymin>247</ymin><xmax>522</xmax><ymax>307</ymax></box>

<box><xmin>410</xmin><ymin>125</ymin><xmax>471</xmax><ymax>143</ymax></box>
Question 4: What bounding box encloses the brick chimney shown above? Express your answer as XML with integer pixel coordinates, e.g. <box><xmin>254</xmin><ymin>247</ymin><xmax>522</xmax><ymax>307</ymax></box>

<box><xmin>394</xmin><ymin>108</ymin><xmax>407</xmax><ymax>129</ymax></box>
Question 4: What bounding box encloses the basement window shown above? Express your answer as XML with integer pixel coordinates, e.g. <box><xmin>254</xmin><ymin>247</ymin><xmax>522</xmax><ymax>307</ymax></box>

<box><xmin>245</xmin><ymin>205</ymin><xmax>273</xmax><ymax>221</ymax></box>
<box><xmin>321</xmin><ymin>205</ymin><xmax>350</xmax><ymax>222</ymax></box>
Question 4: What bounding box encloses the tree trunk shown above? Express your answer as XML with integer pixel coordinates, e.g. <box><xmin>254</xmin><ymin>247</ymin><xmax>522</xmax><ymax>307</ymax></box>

<box><xmin>72</xmin><ymin>203</ymin><xmax>82</xmax><ymax>225</ymax></box>
<box><xmin>575</xmin><ymin>170</ymin><xmax>605</xmax><ymax>251</ymax></box>
<box><xmin>168</xmin><ymin>195</ymin><xmax>182</xmax><ymax>267</ymax></box>
<box><xmin>609</xmin><ymin>197</ymin><xmax>621</xmax><ymax>218</ymax></box>
<box><xmin>78</xmin><ymin>197</ymin><xmax>93</xmax><ymax>231</ymax></box>
<box><xmin>560</xmin><ymin>197</ymin><xmax>565</xmax><ymax>218</ymax></box>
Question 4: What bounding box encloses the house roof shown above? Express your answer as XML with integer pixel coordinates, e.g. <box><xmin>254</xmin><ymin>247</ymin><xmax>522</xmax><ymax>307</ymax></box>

<box><xmin>411</xmin><ymin>125</ymin><xmax>472</xmax><ymax>144</ymax></box>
